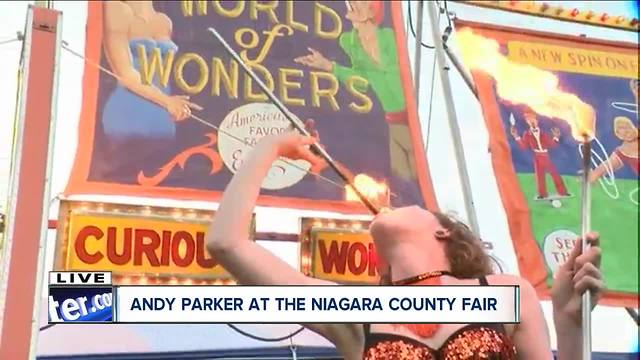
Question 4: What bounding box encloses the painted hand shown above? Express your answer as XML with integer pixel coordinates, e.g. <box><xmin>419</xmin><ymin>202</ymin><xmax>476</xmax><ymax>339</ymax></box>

<box><xmin>294</xmin><ymin>48</ymin><xmax>333</xmax><ymax>72</ymax></box>
<box><xmin>510</xmin><ymin>126</ymin><xmax>519</xmax><ymax>138</ymax></box>
<box><xmin>165</xmin><ymin>95</ymin><xmax>203</xmax><ymax>122</ymax></box>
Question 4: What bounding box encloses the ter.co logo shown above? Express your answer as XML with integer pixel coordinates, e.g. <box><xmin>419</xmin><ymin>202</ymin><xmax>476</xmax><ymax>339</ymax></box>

<box><xmin>48</xmin><ymin>271</ymin><xmax>114</xmax><ymax>323</ymax></box>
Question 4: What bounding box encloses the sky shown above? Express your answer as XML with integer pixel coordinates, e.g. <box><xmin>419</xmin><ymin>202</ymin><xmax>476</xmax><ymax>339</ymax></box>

<box><xmin>0</xmin><ymin>0</ymin><xmax>638</xmax><ymax>355</ymax></box>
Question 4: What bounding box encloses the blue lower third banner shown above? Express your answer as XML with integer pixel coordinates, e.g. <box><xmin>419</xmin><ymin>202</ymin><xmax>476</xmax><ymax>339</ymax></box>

<box><xmin>48</xmin><ymin>286</ymin><xmax>114</xmax><ymax>323</ymax></box>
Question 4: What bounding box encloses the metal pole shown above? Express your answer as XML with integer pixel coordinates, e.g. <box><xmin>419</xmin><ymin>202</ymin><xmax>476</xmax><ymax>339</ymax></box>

<box><xmin>443</xmin><ymin>46</ymin><xmax>477</xmax><ymax>98</ymax></box>
<box><xmin>580</xmin><ymin>142</ymin><xmax>593</xmax><ymax>360</ymax></box>
<box><xmin>426</xmin><ymin>1</ymin><xmax>480</xmax><ymax>234</ymax></box>
<box><xmin>414</xmin><ymin>0</ymin><xmax>424</xmax><ymax>107</ymax></box>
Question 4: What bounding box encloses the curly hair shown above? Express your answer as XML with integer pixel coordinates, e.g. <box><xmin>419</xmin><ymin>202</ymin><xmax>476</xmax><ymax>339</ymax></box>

<box><xmin>377</xmin><ymin>212</ymin><xmax>494</xmax><ymax>285</ymax></box>
<box><xmin>432</xmin><ymin>212</ymin><xmax>494</xmax><ymax>279</ymax></box>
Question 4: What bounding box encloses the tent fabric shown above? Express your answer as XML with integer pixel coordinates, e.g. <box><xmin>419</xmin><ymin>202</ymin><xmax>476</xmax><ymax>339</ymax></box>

<box><xmin>36</xmin><ymin>348</ymin><xmax>639</xmax><ymax>360</ymax></box>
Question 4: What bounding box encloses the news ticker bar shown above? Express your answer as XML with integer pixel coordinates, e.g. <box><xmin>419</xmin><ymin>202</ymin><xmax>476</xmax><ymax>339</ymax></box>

<box><xmin>48</xmin><ymin>272</ymin><xmax>520</xmax><ymax>324</ymax></box>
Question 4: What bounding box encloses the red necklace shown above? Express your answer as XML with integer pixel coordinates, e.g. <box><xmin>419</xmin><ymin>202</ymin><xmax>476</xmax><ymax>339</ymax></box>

<box><xmin>392</xmin><ymin>270</ymin><xmax>453</xmax><ymax>338</ymax></box>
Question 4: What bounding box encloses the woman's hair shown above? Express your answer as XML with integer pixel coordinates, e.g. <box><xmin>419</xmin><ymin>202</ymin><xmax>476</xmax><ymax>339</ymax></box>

<box><xmin>377</xmin><ymin>211</ymin><xmax>494</xmax><ymax>285</ymax></box>
<box><xmin>432</xmin><ymin>212</ymin><xmax>494</xmax><ymax>279</ymax></box>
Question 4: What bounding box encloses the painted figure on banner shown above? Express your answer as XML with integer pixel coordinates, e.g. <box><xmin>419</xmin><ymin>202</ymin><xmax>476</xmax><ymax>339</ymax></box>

<box><xmin>590</xmin><ymin>116</ymin><xmax>639</xmax><ymax>181</ymax></box>
<box><xmin>295</xmin><ymin>0</ymin><xmax>418</xmax><ymax>182</ymax></box>
<box><xmin>510</xmin><ymin>107</ymin><xmax>570</xmax><ymax>199</ymax></box>
<box><xmin>98</xmin><ymin>1</ymin><xmax>220</xmax><ymax>186</ymax></box>
<box><xmin>590</xmin><ymin>80</ymin><xmax>639</xmax><ymax>183</ymax></box>
<box><xmin>589</xmin><ymin>79</ymin><xmax>639</xmax><ymax>205</ymax></box>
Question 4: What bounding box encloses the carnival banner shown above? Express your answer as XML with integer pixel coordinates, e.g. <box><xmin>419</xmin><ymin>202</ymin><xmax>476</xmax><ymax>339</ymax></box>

<box><xmin>65</xmin><ymin>1</ymin><xmax>437</xmax><ymax>213</ymax></box>
<box><xmin>455</xmin><ymin>20</ymin><xmax>638</xmax><ymax>307</ymax></box>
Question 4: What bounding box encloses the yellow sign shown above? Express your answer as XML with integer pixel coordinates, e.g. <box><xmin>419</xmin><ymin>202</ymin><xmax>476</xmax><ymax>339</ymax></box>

<box><xmin>55</xmin><ymin>201</ymin><xmax>254</xmax><ymax>283</ymax></box>
<box><xmin>299</xmin><ymin>218</ymin><xmax>377</xmax><ymax>284</ymax></box>
<box><xmin>508</xmin><ymin>41</ymin><xmax>639</xmax><ymax>79</ymax></box>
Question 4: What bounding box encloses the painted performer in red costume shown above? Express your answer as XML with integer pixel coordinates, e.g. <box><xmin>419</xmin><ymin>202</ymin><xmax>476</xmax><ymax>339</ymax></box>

<box><xmin>510</xmin><ymin>107</ymin><xmax>570</xmax><ymax>199</ymax></box>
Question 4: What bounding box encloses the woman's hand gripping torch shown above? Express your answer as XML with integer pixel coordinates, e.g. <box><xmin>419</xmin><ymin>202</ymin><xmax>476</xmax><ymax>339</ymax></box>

<box><xmin>552</xmin><ymin>97</ymin><xmax>597</xmax><ymax>360</ymax></box>
<box><xmin>207</xmin><ymin>27</ymin><xmax>380</xmax><ymax>215</ymax></box>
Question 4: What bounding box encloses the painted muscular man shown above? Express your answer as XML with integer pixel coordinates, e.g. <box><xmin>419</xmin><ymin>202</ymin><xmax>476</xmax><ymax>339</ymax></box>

<box><xmin>510</xmin><ymin>108</ymin><xmax>570</xmax><ymax>199</ymax></box>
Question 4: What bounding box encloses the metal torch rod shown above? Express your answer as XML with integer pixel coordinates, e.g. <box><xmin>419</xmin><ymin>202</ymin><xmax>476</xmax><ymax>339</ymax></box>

<box><xmin>580</xmin><ymin>141</ymin><xmax>593</xmax><ymax>360</ymax></box>
<box><xmin>207</xmin><ymin>27</ymin><xmax>380</xmax><ymax>215</ymax></box>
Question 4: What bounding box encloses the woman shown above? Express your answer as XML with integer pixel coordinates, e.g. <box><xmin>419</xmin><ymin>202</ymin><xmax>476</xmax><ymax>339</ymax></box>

<box><xmin>97</xmin><ymin>1</ymin><xmax>201</xmax><ymax>181</ymax></box>
<box><xmin>207</xmin><ymin>131</ymin><xmax>604</xmax><ymax>359</ymax></box>
<box><xmin>590</xmin><ymin>116</ymin><xmax>639</xmax><ymax>182</ymax></box>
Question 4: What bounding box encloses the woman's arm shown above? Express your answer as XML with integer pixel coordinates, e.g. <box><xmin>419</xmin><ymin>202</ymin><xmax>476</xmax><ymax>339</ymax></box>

<box><xmin>490</xmin><ymin>274</ymin><xmax>552</xmax><ymax>359</ymax></box>
<box><xmin>206</xmin><ymin>132</ymin><xmax>363</xmax><ymax>354</ymax></box>
<box><xmin>589</xmin><ymin>152</ymin><xmax>623</xmax><ymax>183</ymax></box>
<box><xmin>551</xmin><ymin>234</ymin><xmax>604</xmax><ymax>360</ymax></box>
<box><xmin>206</xmin><ymin>136</ymin><xmax>322</xmax><ymax>285</ymax></box>
<box><xmin>103</xmin><ymin>2</ymin><xmax>199</xmax><ymax>120</ymax></box>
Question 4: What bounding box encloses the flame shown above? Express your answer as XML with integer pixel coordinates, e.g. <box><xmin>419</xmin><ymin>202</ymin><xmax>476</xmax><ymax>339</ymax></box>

<box><xmin>345</xmin><ymin>174</ymin><xmax>390</xmax><ymax>208</ymax></box>
<box><xmin>456</xmin><ymin>29</ymin><xmax>596</xmax><ymax>141</ymax></box>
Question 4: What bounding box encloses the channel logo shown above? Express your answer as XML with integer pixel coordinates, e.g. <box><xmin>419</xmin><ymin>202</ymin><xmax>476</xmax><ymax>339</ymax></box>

<box><xmin>48</xmin><ymin>271</ymin><xmax>114</xmax><ymax>323</ymax></box>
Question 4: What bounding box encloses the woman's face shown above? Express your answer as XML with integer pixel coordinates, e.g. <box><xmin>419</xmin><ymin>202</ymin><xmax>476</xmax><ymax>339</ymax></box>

<box><xmin>615</xmin><ymin>120</ymin><xmax>638</xmax><ymax>142</ymax></box>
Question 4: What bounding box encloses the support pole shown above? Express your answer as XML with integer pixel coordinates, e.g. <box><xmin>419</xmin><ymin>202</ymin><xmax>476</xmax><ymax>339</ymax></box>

<box><xmin>426</xmin><ymin>1</ymin><xmax>480</xmax><ymax>234</ymax></box>
<box><xmin>0</xmin><ymin>6</ymin><xmax>61</xmax><ymax>359</ymax></box>
<box><xmin>443</xmin><ymin>45</ymin><xmax>478</xmax><ymax>98</ymax></box>
<box><xmin>413</xmin><ymin>0</ymin><xmax>425</xmax><ymax>107</ymax></box>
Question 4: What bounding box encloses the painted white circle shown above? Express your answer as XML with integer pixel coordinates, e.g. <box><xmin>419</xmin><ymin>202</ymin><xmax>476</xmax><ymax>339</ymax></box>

<box><xmin>551</xmin><ymin>199</ymin><xmax>562</xmax><ymax>208</ymax></box>
<box><xmin>543</xmin><ymin>229</ymin><xmax>579</xmax><ymax>274</ymax></box>
<box><xmin>217</xmin><ymin>103</ymin><xmax>311</xmax><ymax>190</ymax></box>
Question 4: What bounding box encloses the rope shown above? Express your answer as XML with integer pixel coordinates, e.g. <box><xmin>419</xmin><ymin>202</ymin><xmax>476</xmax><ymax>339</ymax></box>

<box><xmin>0</xmin><ymin>38</ymin><xmax>20</xmax><ymax>46</ymax></box>
<box><xmin>407</xmin><ymin>1</ymin><xmax>435</xmax><ymax>49</ymax></box>
<box><xmin>226</xmin><ymin>324</ymin><xmax>305</xmax><ymax>343</ymax></box>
